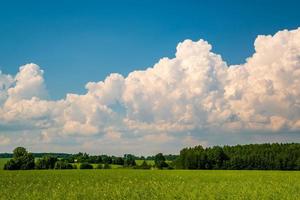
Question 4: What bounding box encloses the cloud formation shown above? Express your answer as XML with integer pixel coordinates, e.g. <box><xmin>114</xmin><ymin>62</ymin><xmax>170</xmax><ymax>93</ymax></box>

<box><xmin>0</xmin><ymin>28</ymin><xmax>300</xmax><ymax>154</ymax></box>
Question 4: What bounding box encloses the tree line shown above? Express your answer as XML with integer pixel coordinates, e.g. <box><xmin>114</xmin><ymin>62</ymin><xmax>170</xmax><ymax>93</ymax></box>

<box><xmin>3</xmin><ymin>147</ymin><xmax>171</xmax><ymax>170</ymax></box>
<box><xmin>0</xmin><ymin>152</ymin><xmax>71</xmax><ymax>158</ymax></box>
<box><xmin>3</xmin><ymin>143</ymin><xmax>300</xmax><ymax>170</ymax></box>
<box><xmin>176</xmin><ymin>143</ymin><xmax>300</xmax><ymax>170</ymax></box>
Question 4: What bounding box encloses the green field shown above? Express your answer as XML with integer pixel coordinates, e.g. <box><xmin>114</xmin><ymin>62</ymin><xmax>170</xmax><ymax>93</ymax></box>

<box><xmin>0</xmin><ymin>158</ymin><xmax>10</xmax><ymax>170</ymax></box>
<box><xmin>0</xmin><ymin>170</ymin><xmax>300</xmax><ymax>200</ymax></box>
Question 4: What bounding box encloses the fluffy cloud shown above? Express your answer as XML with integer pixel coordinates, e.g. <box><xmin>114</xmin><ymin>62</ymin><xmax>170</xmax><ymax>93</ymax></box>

<box><xmin>0</xmin><ymin>28</ymin><xmax>300</xmax><ymax>154</ymax></box>
<box><xmin>225</xmin><ymin>28</ymin><xmax>300</xmax><ymax>131</ymax></box>
<box><xmin>7</xmin><ymin>63</ymin><xmax>47</xmax><ymax>102</ymax></box>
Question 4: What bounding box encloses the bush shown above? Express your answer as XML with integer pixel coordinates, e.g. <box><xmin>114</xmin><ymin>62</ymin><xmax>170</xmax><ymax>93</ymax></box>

<box><xmin>54</xmin><ymin>161</ymin><xmax>74</xmax><ymax>169</ymax></box>
<box><xmin>80</xmin><ymin>163</ymin><xmax>93</xmax><ymax>169</ymax></box>
<box><xmin>156</xmin><ymin>161</ymin><xmax>169</xmax><ymax>169</ymax></box>
<box><xmin>4</xmin><ymin>159</ymin><xmax>18</xmax><ymax>170</ymax></box>
<box><xmin>103</xmin><ymin>163</ymin><xmax>111</xmax><ymax>169</ymax></box>
<box><xmin>96</xmin><ymin>164</ymin><xmax>103</xmax><ymax>169</ymax></box>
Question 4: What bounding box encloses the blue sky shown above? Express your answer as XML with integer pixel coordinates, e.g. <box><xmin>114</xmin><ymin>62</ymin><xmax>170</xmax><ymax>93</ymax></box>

<box><xmin>1</xmin><ymin>0</ymin><xmax>299</xmax><ymax>99</ymax></box>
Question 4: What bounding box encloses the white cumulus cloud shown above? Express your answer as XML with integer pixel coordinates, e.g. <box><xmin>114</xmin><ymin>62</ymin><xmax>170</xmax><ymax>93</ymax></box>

<box><xmin>0</xmin><ymin>28</ymin><xmax>300</xmax><ymax>154</ymax></box>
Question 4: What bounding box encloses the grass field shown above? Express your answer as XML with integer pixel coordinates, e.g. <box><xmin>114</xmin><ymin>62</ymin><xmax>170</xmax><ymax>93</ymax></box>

<box><xmin>0</xmin><ymin>158</ymin><xmax>10</xmax><ymax>170</ymax></box>
<box><xmin>0</xmin><ymin>170</ymin><xmax>300</xmax><ymax>200</ymax></box>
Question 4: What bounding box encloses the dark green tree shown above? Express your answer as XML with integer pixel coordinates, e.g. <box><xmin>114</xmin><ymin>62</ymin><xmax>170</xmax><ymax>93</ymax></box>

<box><xmin>113</xmin><ymin>157</ymin><xmax>124</xmax><ymax>165</ymax></box>
<box><xmin>80</xmin><ymin>163</ymin><xmax>93</xmax><ymax>169</ymax></box>
<box><xmin>103</xmin><ymin>163</ymin><xmax>111</xmax><ymax>169</ymax></box>
<box><xmin>96</xmin><ymin>164</ymin><xmax>103</xmax><ymax>169</ymax></box>
<box><xmin>54</xmin><ymin>161</ymin><xmax>74</xmax><ymax>169</ymax></box>
<box><xmin>35</xmin><ymin>156</ymin><xmax>58</xmax><ymax>169</ymax></box>
<box><xmin>176</xmin><ymin>143</ymin><xmax>300</xmax><ymax>170</ymax></box>
<box><xmin>124</xmin><ymin>154</ymin><xmax>136</xmax><ymax>167</ymax></box>
<box><xmin>4</xmin><ymin>147</ymin><xmax>35</xmax><ymax>170</ymax></box>
<box><xmin>4</xmin><ymin>159</ymin><xmax>18</xmax><ymax>170</ymax></box>
<box><xmin>154</xmin><ymin>153</ymin><xmax>168</xmax><ymax>169</ymax></box>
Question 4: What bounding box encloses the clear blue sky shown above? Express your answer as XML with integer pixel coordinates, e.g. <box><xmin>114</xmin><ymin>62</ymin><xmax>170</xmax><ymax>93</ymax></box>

<box><xmin>0</xmin><ymin>0</ymin><xmax>299</xmax><ymax>99</ymax></box>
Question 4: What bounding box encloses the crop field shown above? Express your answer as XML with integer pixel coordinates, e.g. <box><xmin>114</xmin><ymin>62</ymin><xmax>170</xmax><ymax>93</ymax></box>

<box><xmin>0</xmin><ymin>170</ymin><xmax>300</xmax><ymax>200</ymax></box>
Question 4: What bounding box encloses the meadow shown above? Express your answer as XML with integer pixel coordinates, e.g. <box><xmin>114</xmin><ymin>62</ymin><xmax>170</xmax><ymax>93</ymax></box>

<box><xmin>0</xmin><ymin>158</ymin><xmax>10</xmax><ymax>170</ymax></box>
<box><xmin>0</xmin><ymin>169</ymin><xmax>300</xmax><ymax>200</ymax></box>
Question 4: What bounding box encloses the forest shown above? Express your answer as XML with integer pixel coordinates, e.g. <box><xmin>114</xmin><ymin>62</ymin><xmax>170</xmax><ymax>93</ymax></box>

<box><xmin>177</xmin><ymin>143</ymin><xmax>300</xmax><ymax>170</ymax></box>
<box><xmin>2</xmin><ymin>143</ymin><xmax>300</xmax><ymax>170</ymax></box>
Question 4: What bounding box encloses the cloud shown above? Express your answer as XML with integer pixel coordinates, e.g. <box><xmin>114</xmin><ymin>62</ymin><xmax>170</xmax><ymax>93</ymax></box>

<box><xmin>0</xmin><ymin>28</ymin><xmax>300</xmax><ymax>153</ymax></box>
<box><xmin>0</xmin><ymin>135</ymin><xmax>10</xmax><ymax>146</ymax></box>
<box><xmin>224</xmin><ymin>28</ymin><xmax>300</xmax><ymax>132</ymax></box>
<box><xmin>7</xmin><ymin>63</ymin><xmax>47</xmax><ymax>102</ymax></box>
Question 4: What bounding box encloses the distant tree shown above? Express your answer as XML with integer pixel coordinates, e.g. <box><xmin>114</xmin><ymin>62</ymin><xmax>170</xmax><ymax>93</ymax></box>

<box><xmin>72</xmin><ymin>152</ymin><xmax>89</xmax><ymax>163</ymax></box>
<box><xmin>164</xmin><ymin>154</ymin><xmax>179</xmax><ymax>161</ymax></box>
<box><xmin>13</xmin><ymin>147</ymin><xmax>27</xmax><ymax>158</ymax></box>
<box><xmin>88</xmin><ymin>155</ymin><xmax>102</xmax><ymax>163</ymax></box>
<box><xmin>4</xmin><ymin>159</ymin><xmax>18</xmax><ymax>170</ymax></box>
<box><xmin>207</xmin><ymin>146</ymin><xmax>228</xmax><ymax>169</ymax></box>
<box><xmin>154</xmin><ymin>153</ymin><xmax>168</xmax><ymax>169</ymax></box>
<box><xmin>35</xmin><ymin>156</ymin><xmax>58</xmax><ymax>169</ymax></box>
<box><xmin>4</xmin><ymin>147</ymin><xmax>35</xmax><ymax>170</ymax></box>
<box><xmin>113</xmin><ymin>157</ymin><xmax>124</xmax><ymax>165</ymax></box>
<box><xmin>19</xmin><ymin>153</ymin><xmax>35</xmax><ymax>170</ymax></box>
<box><xmin>102</xmin><ymin>155</ymin><xmax>112</xmax><ymax>164</ymax></box>
<box><xmin>54</xmin><ymin>161</ymin><xmax>74</xmax><ymax>169</ymax></box>
<box><xmin>103</xmin><ymin>163</ymin><xmax>111</xmax><ymax>169</ymax></box>
<box><xmin>80</xmin><ymin>163</ymin><xmax>93</xmax><ymax>169</ymax></box>
<box><xmin>124</xmin><ymin>154</ymin><xmax>136</xmax><ymax>167</ymax></box>
<box><xmin>96</xmin><ymin>164</ymin><xmax>103</xmax><ymax>169</ymax></box>
<box><xmin>0</xmin><ymin>153</ymin><xmax>13</xmax><ymax>158</ymax></box>
<box><xmin>176</xmin><ymin>143</ymin><xmax>300</xmax><ymax>170</ymax></box>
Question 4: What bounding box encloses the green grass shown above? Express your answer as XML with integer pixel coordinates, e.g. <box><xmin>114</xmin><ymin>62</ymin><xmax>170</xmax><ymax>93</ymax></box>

<box><xmin>0</xmin><ymin>170</ymin><xmax>300</xmax><ymax>200</ymax></box>
<box><xmin>0</xmin><ymin>158</ymin><xmax>10</xmax><ymax>170</ymax></box>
